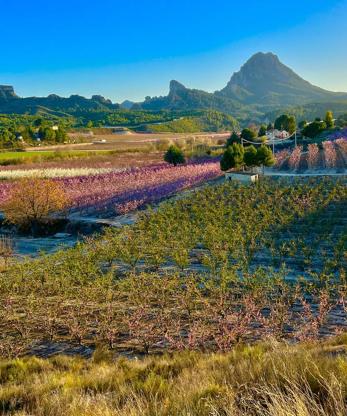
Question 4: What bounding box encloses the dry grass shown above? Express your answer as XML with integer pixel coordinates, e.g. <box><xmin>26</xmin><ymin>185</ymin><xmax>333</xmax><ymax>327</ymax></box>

<box><xmin>0</xmin><ymin>151</ymin><xmax>164</xmax><ymax>171</ymax></box>
<box><xmin>0</xmin><ymin>336</ymin><xmax>346</xmax><ymax>415</ymax></box>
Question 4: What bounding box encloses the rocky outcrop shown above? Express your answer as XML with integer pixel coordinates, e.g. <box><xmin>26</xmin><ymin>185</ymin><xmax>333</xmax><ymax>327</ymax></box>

<box><xmin>0</xmin><ymin>85</ymin><xmax>18</xmax><ymax>100</ymax></box>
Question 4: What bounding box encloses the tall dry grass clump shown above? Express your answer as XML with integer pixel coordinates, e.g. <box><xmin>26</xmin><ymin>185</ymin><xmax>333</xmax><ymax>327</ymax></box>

<box><xmin>0</xmin><ymin>337</ymin><xmax>346</xmax><ymax>416</ymax></box>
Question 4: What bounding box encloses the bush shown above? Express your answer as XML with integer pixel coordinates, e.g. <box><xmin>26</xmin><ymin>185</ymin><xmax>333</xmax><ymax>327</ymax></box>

<box><xmin>164</xmin><ymin>145</ymin><xmax>185</xmax><ymax>166</ymax></box>
<box><xmin>1</xmin><ymin>178</ymin><xmax>70</xmax><ymax>234</ymax></box>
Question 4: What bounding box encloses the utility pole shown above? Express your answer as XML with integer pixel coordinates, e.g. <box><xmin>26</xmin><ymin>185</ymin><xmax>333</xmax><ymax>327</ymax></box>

<box><xmin>294</xmin><ymin>131</ymin><xmax>297</xmax><ymax>147</ymax></box>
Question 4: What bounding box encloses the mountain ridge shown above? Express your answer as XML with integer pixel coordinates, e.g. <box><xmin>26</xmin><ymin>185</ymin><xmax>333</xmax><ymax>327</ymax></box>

<box><xmin>1</xmin><ymin>52</ymin><xmax>347</xmax><ymax>121</ymax></box>
<box><xmin>140</xmin><ymin>52</ymin><xmax>347</xmax><ymax>110</ymax></box>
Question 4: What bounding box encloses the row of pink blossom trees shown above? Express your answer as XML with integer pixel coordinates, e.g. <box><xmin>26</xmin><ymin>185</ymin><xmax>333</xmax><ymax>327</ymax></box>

<box><xmin>0</xmin><ymin>160</ymin><xmax>222</xmax><ymax>216</ymax></box>
<box><xmin>275</xmin><ymin>138</ymin><xmax>347</xmax><ymax>171</ymax></box>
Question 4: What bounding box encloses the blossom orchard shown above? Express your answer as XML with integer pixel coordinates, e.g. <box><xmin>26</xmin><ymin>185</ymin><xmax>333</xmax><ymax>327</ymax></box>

<box><xmin>0</xmin><ymin>160</ymin><xmax>222</xmax><ymax>216</ymax></box>
<box><xmin>275</xmin><ymin>138</ymin><xmax>347</xmax><ymax>171</ymax></box>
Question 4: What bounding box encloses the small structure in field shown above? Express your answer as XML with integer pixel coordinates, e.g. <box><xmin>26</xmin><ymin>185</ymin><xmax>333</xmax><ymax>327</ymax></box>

<box><xmin>225</xmin><ymin>171</ymin><xmax>259</xmax><ymax>183</ymax></box>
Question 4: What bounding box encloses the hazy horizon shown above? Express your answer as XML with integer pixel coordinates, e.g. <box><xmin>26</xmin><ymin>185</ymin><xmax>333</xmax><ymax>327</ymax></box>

<box><xmin>2</xmin><ymin>0</ymin><xmax>347</xmax><ymax>102</ymax></box>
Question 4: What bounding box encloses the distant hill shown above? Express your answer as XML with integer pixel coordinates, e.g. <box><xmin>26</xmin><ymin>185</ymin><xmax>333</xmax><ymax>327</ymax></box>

<box><xmin>140</xmin><ymin>110</ymin><xmax>239</xmax><ymax>133</ymax></box>
<box><xmin>120</xmin><ymin>100</ymin><xmax>135</xmax><ymax>110</ymax></box>
<box><xmin>0</xmin><ymin>87</ymin><xmax>119</xmax><ymax>115</ymax></box>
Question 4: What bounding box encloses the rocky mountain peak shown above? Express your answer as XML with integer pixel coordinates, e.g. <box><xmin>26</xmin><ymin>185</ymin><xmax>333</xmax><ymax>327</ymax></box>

<box><xmin>169</xmin><ymin>80</ymin><xmax>187</xmax><ymax>95</ymax></box>
<box><xmin>0</xmin><ymin>85</ymin><xmax>18</xmax><ymax>100</ymax></box>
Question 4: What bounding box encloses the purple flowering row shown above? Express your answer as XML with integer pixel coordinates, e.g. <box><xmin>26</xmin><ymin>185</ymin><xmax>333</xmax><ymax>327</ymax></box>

<box><xmin>0</xmin><ymin>160</ymin><xmax>222</xmax><ymax>216</ymax></box>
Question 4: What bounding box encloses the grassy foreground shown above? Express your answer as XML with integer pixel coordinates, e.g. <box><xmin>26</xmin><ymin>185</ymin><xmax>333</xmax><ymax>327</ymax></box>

<box><xmin>0</xmin><ymin>337</ymin><xmax>346</xmax><ymax>416</ymax></box>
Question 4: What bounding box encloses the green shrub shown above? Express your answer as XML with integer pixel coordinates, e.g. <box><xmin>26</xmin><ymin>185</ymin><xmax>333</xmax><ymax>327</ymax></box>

<box><xmin>164</xmin><ymin>145</ymin><xmax>185</xmax><ymax>166</ymax></box>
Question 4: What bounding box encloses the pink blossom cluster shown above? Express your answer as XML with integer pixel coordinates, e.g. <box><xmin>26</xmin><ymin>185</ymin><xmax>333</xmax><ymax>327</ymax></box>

<box><xmin>287</xmin><ymin>146</ymin><xmax>302</xmax><ymax>170</ymax></box>
<box><xmin>335</xmin><ymin>138</ymin><xmax>347</xmax><ymax>164</ymax></box>
<box><xmin>306</xmin><ymin>143</ymin><xmax>320</xmax><ymax>170</ymax></box>
<box><xmin>274</xmin><ymin>149</ymin><xmax>290</xmax><ymax>168</ymax></box>
<box><xmin>322</xmin><ymin>141</ymin><xmax>337</xmax><ymax>168</ymax></box>
<box><xmin>0</xmin><ymin>182</ymin><xmax>13</xmax><ymax>206</ymax></box>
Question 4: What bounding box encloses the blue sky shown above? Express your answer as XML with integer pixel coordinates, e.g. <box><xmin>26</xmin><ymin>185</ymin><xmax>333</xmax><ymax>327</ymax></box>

<box><xmin>1</xmin><ymin>0</ymin><xmax>347</xmax><ymax>102</ymax></box>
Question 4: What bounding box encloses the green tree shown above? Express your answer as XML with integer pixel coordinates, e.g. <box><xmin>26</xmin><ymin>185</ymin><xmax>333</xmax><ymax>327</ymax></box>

<box><xmin>220</xmin><ymin>143</ymin><xmax>245</xmax><ymax>171</ymax></box>
<box><xmin>21</xmin><ymin>126</ymin><xmax>36</xmax><ymax>141</ymax></box>
<box><xmin>39</xmin><ymin>126</ymin><xmax>56</xmax><ymax>141</ymax></box>
<box><xmin>0</xmin><ymin>128</ymin><xmax>16</xmax><ymax>148</ymax></box>
<box><xmin>164</xmin><ymin>145</ymin><xmax>185</xmax><ymax>166</ymax></box>
<box><xmin>298</xmin><ymin>120</ymin><xmax>308</xmax><ymax>130</ymax></box>
<box><xmin>274</xmin><ymin>115</ymin><xmax>296</xmax><ymax>134</ymax></box>
<box><xmin>325</xmin><ymin>111</ymin><xmax>334</xmax><ymax>129</ymax></box>
<box><xmin>226</xmin><ymin>131</ymin><xmax>240</xmax><ymax>147</ymax></box>
<box><xmin>258</xmin><ymin>125</ymin><xmax>267</xmax><ymax>137</ymax></box>
<box><xmin>244</xmin><ymin>145</ymin><xmax>257</xmax><ymax>167</ymax></box>
<box><xmin>255</xmin><ymin>145</ymin><xmax>275</xmax><ymax>167</ymax></box>
<box><xmin>33</xmin><ymin>117</ymin><xmax>44</xmax><ymax>127</ymax></box>
<box><xmin>241</xmin><ymin>128</ymin><xmax>257</xmax><ymax>142</ymax></box>
<box><xmin>267</xmin><ymin>123</ymin><xmax>274</xmax><ymax>131</ymax></box>
<box><xmin>302</xmin><ymin>120</ymin><xmax>327</xmax><ymax>138</ymax></box>
<box><xmin>55</xmin><ymin>127</ymin><xmax>67</xmax><ymax>143</ymax></box>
